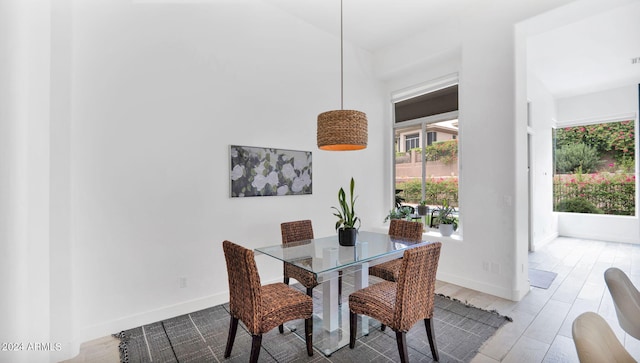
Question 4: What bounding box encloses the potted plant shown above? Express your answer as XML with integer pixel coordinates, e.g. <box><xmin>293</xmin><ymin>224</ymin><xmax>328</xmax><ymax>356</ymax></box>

<box><xmin>434</xmin><ymin>200</ymin><xmax>457</xmax><ymax>237</ymax></box>
<box><xmin>332</xmin><ymin>177</ymin><xmax>361</xmax><ymax>246</ymax></box>
<box><xmin>417</xmin><ymin>200</ymin><xmax>429</xmax><ymax>216</ymax></box>
<box><xmin>384</xmin><ymin>205</ymin><xmax>414</xmax><ymax>222</ymax></box>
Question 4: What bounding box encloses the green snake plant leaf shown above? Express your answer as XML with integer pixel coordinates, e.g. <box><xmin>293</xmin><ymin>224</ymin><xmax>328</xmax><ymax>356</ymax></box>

<box><xmin>332</xmin><ymin>178</ymin><xmax>360</xmax><ymax>231</ymax></box>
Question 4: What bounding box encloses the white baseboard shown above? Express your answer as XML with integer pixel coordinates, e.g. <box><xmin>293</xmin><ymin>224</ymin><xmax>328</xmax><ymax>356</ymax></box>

<box><xmin>558</xmin><ymin>231</ymin><xmax>639</xmax><ymax>245</ymax></box>
<box><xmin>76</xmin><ymin>291</ymin><xmax>230</xmax><ymax>349</ymax></box>
<box><xmin>533</xmin><ymin>232</ymin><xmax>559</xmax><ymax>251</ymax></box>
<box><xmin>436</xmin><ymin>271</ymin><xmax>514</xmax><ymax>301</ymax></box>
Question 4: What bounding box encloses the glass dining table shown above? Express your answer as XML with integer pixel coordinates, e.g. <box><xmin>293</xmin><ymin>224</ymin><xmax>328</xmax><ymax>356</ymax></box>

<box><xmin>255</xmin><ymin>230</ymin><xmax>434</xmax><ymax>355</ymax></box>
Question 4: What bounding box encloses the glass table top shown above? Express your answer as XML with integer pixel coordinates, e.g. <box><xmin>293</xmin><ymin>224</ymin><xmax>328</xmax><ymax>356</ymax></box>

<box><xmin>255</xmin><ymin>230</ymin><xmax>431</xmax><ymax>277</ymax></box>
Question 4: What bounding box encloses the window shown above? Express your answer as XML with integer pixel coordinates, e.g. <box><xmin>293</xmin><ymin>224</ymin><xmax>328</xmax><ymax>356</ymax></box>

<box><xmin>405</xmin><ymin>133</ymin><xmax>420</xmax><ymax>151</ymax></box>
<box><xmin>392</xmin><ymin>76</ymin><xmax>459</xmax><ymax>232</ymax></box>
<box><xmin>553</xmin><ymin>119</ymin><xmax>636</xmax><ymax>215</ymax></box>
<box><xmin>426</xmin><ymin>132</ymin><xmax>437</xmax><ymax>146</ymax></box>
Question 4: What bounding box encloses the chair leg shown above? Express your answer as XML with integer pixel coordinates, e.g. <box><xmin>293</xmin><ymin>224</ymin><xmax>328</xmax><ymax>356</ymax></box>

<box><xmin>249</xmin><ymin>334</ymin><xmax>262</xmax><ymax>363</ymax></box>
<box><xmin>424</xmin><ymin>318</ymin><xmax>439</xmax><ymax>361</ymax></box>
<box><xmin>280</xmin><ymin>275</ymin><xmax>289</xmax><ymax>333</ymax></box>
<box><xmin>224</xmin><ymin>316</ymin><xmax>238</xmax><ymax>358</ymax></box>
<box><xmin>305</xmin><ymin>317</ymin><xmax>314</xmax><ymax>356</ymax></box>
<box><xmin>349</xmin><ymin>311</ymin><xmax>357</xmax><ymax>349</ymax></box>
<box><xmin>395</xmin><ymin>330</ymin><xmax>408</xmax><ymax>363</ymax></box>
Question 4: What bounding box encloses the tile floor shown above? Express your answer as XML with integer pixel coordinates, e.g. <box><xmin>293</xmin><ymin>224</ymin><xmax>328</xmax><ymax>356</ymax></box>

<box><xmin>63</xmin><ymin>236</ymin><xmax>640</xmax><ymax>362</ymax></box>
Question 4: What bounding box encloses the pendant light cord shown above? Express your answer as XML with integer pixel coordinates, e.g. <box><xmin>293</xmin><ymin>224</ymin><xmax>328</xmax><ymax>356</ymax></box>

<box><xmin>340</xmin><ymin>0</ymin><xmax>344</xmax><ymax>110</ymax></box>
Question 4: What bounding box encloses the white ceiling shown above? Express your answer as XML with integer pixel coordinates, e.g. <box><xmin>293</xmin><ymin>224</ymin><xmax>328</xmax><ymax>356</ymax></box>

<box><xmin>263</xmin><ymin>0</ymin><xmax>640</xmax><ymax>99</ymax></box>
<box><xmin>527</xmin><ymin>1</ymin><xmax>640</xmax><ymax>98</ymax></box>
<box><xmin>263</xmin><ymin>0</ymin><xmax>475</xmax><ymax>52</ymax></box>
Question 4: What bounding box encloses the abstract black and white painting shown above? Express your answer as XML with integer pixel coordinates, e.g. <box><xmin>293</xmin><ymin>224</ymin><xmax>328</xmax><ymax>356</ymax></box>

<box><xmin>230</xmin><ymin>145</ymin><xmax>312</xmax><ymax>197</ymax></box>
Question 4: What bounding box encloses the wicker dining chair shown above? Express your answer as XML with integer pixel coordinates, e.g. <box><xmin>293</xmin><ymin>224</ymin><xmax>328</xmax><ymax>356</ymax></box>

<box><xmin>369</xmin><ymin>219</ymin><xmax>424</xmax><ymax>282</ymax></box>
<box><xmin>281</xmin><ymin>220</ymin><xmax>319</xmax><ymax>296</ymax></box>
<box><xmin>222</xmin><ymin>240</ymin><xmax>313</xmax><ymax>363</ymax></box>
<box><xmin>349</xmin><ymin>242</ymin><xmax>442</xmax><ymax>362</ymax></box>
<box><xmin>280</xmin><ymin>220</ymin><xmax>344</xmax><ymax>333</ymax></box>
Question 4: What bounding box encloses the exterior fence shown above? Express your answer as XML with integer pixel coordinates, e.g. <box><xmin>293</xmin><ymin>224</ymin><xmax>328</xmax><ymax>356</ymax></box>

<box><xmin>553</xmin><ymin>175</ymin><xmax>635</xmax><ymax>215</ymax></box>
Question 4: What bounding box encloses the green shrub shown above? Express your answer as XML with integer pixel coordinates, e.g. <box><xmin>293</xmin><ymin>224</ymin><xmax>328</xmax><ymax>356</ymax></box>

<box><xmin>424</xmin><ymin>140</ymin><xmax>458</xmax><ymax>164</ymax></box>
<box><xmin>396</xmin><ymin>178</ymin><xmax>458</xmax><ymax>206</ymax></box>
<box><xmin>555</xmin><ymin>197</ymin><xmax>603</xmax><ymax>214</ymax></box>
<box><xmin>556</xmin><ymin>121</ymin><xmax>634</xmax><ymax>162</ymax></box>
<box><xmin>553</xmin><ymin>173</ymin><xmax>635</xmax><ymax>215</ymax></box>
<box><xmin>555</xmin><ymin>143</ymin><xmax>600</xmax><ymax>173</ymax></box>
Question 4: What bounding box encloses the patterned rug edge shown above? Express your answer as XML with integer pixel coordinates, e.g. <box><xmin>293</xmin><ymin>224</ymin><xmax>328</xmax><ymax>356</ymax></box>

<box><xmin>436</xmin><ymin>293</ymin><xmax>513</xmax><ymax>322</ymax></box>
<box><xmin>112</xmin><ymin>331</ymin><xmax>130</xmax><ymax>363</ymax></box>
<box><xmin>113</xmin><ymin>294</ymin><xmax>513</xmax><ymax>363</ymax></box>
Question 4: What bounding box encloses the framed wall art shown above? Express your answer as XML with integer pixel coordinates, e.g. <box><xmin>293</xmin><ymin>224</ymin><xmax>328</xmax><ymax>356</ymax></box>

<box><xmin>229</xmin><ymin>145</ymin><xmax>312</xmax><ymax>197</ymax></box>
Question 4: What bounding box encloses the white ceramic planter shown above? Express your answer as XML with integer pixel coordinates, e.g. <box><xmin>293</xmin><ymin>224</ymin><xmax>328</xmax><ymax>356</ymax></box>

<box><xmin>439</xmin><ymin>224</ymin><xmax>454</xmax><ymax>237</ymax></box>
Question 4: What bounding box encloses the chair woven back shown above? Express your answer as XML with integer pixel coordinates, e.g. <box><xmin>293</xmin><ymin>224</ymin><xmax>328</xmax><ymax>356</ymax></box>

<box><xmin>280</xmin><ymin>220</ymin><xmax>317</xmax><ymax>289</ymax></box>
<box><xmin>223</xmin><ymin>240</ymin><xmax>262</xmax><ymax>334</ymax></box>
<box><xmin>393</xmin><ymin>242</ymin><xmax>442</xmax><ymax>331</ymax></box>
<box><xmin>281</xmin><ymin>220</ymin><xmax>314</xmax><ymax>244</ymax></box>
<box><xmin>388</xmin><ymin>219</ymin><xmax>423</xmax><ymax>242</ymax></box>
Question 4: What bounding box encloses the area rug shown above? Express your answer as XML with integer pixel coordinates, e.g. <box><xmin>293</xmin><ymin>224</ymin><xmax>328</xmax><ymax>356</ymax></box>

<box><xmin>529</xmin><ymin>268</ymin><xmax>558</xmax><ymax>289</ymax></box>
<box><xmin>115</xmin><ymin>286</ymin><xmax>511</xmax><ymax>363</ymax></box>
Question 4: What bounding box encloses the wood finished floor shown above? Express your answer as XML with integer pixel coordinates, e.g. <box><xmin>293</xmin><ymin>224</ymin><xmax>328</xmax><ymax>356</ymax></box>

<box><xmin>63</xmin><ymin>236</ymin><xmax>640</xmax><ymax>363</ymax></box>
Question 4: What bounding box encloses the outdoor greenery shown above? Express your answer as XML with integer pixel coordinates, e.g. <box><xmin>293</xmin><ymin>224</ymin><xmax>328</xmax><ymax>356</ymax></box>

<box><xmin>396</xmin><ymin>177</ymin><xmax>458</xmax><ymax>206</ymax></box>
<box><xmin>554</xmin><ymin>120</ymin><xmax>635</xmax><ymax>215</ymax></box>
<box><xmin>553</xmin><ymin>172</ymin><xmax>635</xmax><ymax>215</ymax></box>
<box><xmin>410</xmin><ymin>139</ymin><xmax>458</xmax><ymax>165</ymax></box>
<box><xmin>555</xmin><ymin>144</ymin><xmax>600</xmax><ymax>173</ymax></box>
<box><xmin>555</xmin><ymin>121</ymin><xmax>634</xmax><ymax>163</ymax></box>
<box><xmin>555</xmin><ymin>197</ymin><xmax>603</xmax><ymax>214</ymax></box>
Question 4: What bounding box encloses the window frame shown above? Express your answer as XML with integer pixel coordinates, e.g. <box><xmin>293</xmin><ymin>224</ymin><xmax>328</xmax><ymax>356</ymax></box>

<box><xmin>391</xmin><ymin>73</ymin><xmax>460</xmax><ymax>234</ymax></box>
<box><xmin>552</xmin><ymin>113</ymin><xmax>637</xmax><ymax>216</ymax></box>
<box><xmin>405</xmin><ymin>133</ymin><xmax>420</xmax><ymax>151</ymax></box>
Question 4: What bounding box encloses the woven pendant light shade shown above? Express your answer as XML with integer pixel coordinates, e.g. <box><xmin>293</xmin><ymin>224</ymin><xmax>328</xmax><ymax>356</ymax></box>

<box><xmin>316</xmin><ymin>0</ymin><xmax>367</xmax><ymax>151</ymax></box>
<box><xmin>317</xmin><ymin>110</ymin><xmax>368</xmax><ymax>151</ymax></box>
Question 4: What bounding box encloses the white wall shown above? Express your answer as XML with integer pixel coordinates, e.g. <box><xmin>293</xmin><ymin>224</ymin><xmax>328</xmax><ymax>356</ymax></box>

<box><xmin>0</xmin><ymin>2</ymin><xmax>31</xmax><ymax>362</ymax></box>
<box><xmin>378</xmin><ymin>0</ymin><xmax>577</xmax><ymax>302</ymax></box>
<box><xmin>67</xmin><ymin>0</ymin><xmax>386</xmax><ymax>350</ymax></box>
<box><xmin>0</xmin><ymin>0</ymin><xmax>54</xmax><ymax>362</ymax></box>
<box><xmin>527</xmin><ymin>74</ymin><xmax>559</xmax><ymax>249</ymax></box>
<box><xmin>557</xmin><ymin>85</ymin><xmax>638</xmax><ymax>122</ymax></box>
<box><xmin>12</xmin><ymin>0</ymin><xmax>636</xmax><ymax>360</ymax></box>
<box><xmin>50</xmin><ymin>0</ymin><xmax>75</xmax><ymax>360</ymax></box>
<box><xmin>555</xmin><ymin>85</ymin><xmax>639</xmax><ymax>244</ymax></box>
